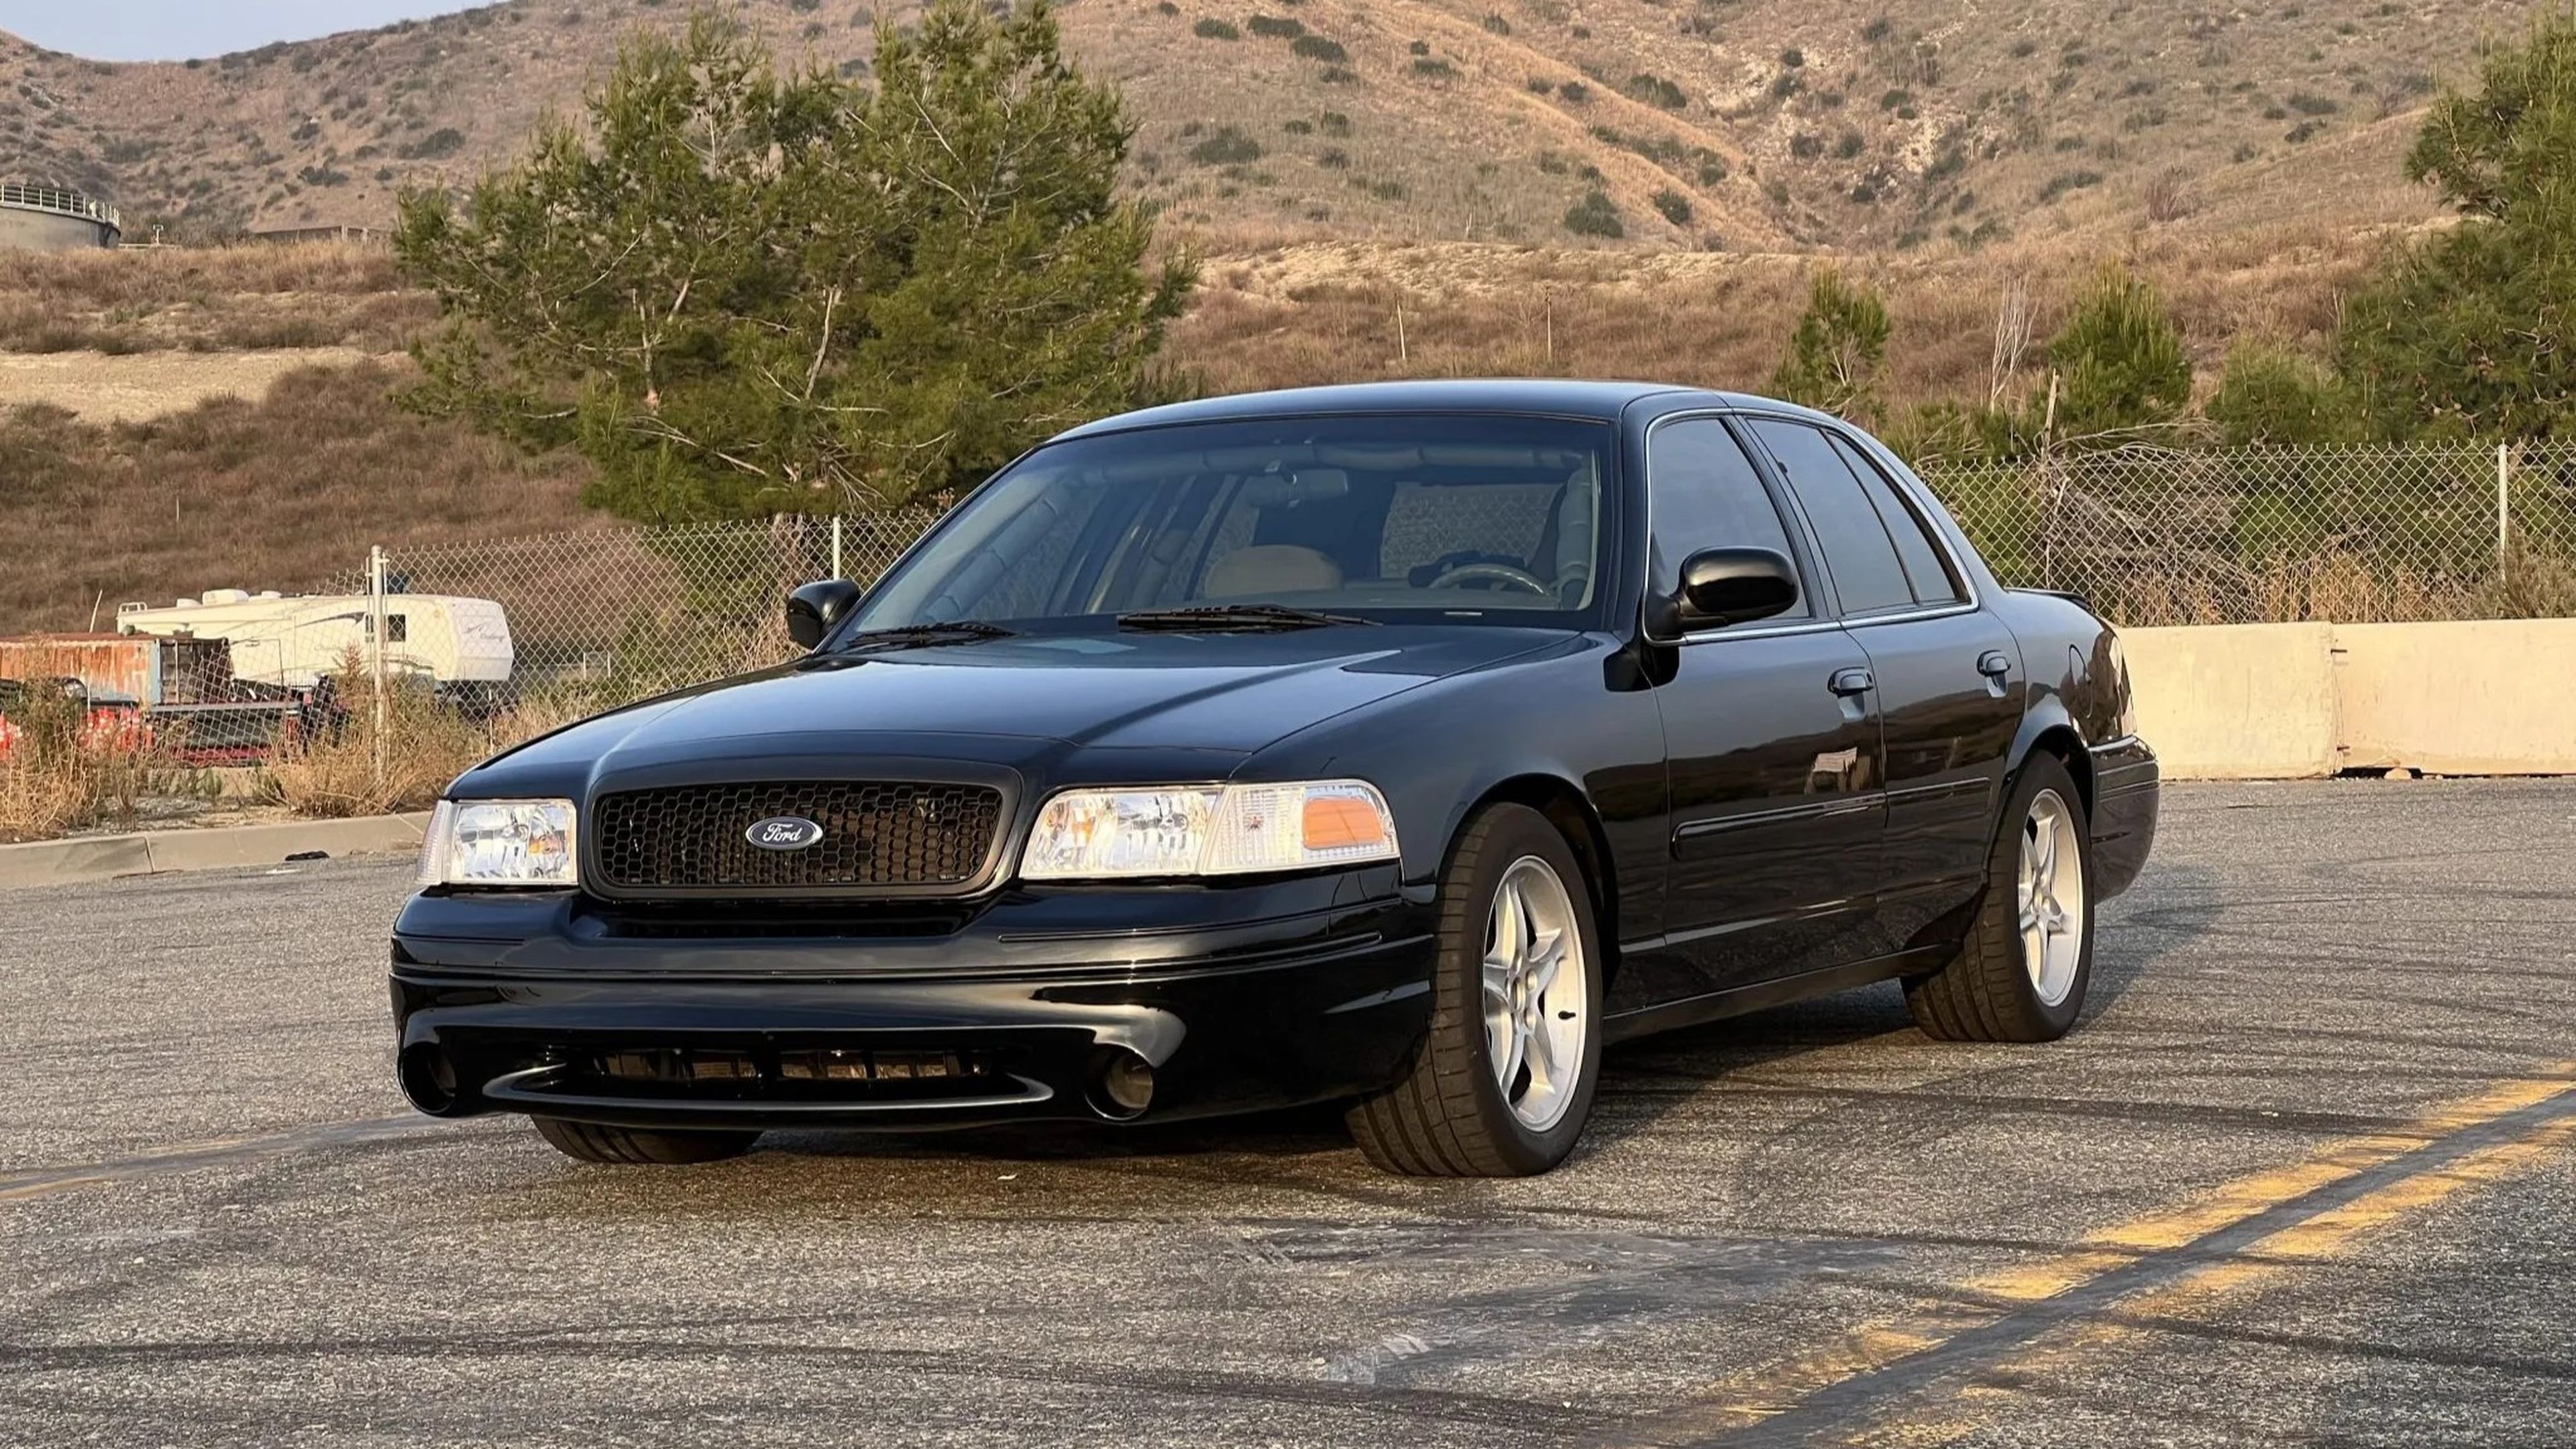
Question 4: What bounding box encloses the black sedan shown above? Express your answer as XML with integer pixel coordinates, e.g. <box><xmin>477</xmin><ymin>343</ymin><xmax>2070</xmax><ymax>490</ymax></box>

<box><xmin>391</xmin><ymin>381</ymin><xmax>2158</xmax><ymax>1177</ymax></box>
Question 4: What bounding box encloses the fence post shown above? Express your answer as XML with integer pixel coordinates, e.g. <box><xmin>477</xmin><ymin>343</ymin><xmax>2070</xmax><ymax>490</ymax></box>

<box><xmin>368</xmin><ymin>544</ymin><xmax>388</xmax><ymax>796</ymax></box>
<box><xmin>830</xmin><ymin>516</ymin><xmax>845</xmax><ymax>581</ymax></box>
<box><xmin>2497</xmin><ymin>441</ymin><xmax>2512</xmax><ymax>585</ymax></box>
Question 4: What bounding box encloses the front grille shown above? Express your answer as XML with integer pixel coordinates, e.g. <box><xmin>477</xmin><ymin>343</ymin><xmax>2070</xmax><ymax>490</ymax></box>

<box><xmin>590</xmin><ymin>781</ymin><xmax>1004</xmax><ymax>894</ymax></box>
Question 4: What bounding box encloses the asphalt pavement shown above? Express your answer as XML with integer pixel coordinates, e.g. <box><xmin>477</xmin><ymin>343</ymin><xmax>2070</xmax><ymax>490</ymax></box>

<box><xmin>4</xmin><ymin>780</ymin><xmax>2573</xmax><ymax>1447</ymax></box>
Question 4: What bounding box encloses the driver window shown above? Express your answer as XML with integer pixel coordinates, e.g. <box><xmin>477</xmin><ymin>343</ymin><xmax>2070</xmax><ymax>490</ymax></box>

<box><xmin>1646</xmin><ymin>419</ymin><xmax>1811</xmax><ymax>620</ymax></box>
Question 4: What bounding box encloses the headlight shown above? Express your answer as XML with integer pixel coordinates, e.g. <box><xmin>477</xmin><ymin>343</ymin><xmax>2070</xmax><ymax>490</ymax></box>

<box><xmin>417</xmin><ymin>798</ymin><xmax>578</xmax><ymax>888</ymax></box>
<box><xmin>1020</xmin><ymin>780</ymin><xmax>1399</xmax><ymax>880</ymax></box>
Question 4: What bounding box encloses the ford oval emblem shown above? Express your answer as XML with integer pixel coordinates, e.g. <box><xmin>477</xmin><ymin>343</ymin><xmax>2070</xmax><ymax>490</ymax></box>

<box><xmin>746</xmin><ymin>816</ymin><xmax>825</xmax><ymax>851</ymax></box>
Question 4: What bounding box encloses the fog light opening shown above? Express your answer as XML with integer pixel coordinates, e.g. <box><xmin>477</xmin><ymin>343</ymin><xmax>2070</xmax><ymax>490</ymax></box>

<box><xmin>1085</xmin><ymin>1049</ymin><xmax>1155</xmax><ymax>1121</ymax></box>
<box><xmin>398</xmin><ymin>1042</ymin><xmax>465</xmax><ymax>1116</ymax></box>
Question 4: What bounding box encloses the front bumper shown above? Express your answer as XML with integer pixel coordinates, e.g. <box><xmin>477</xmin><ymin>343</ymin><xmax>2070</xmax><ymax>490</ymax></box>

<box><xmin>2088</xmin><ymin>735</ymin><xmax>2159</xmax><ymax>898</ymax></box>
<box><xmin>389</xmin><ymin>867</ymin><xmax>1435</xmax><ymax>1132</ymax></box>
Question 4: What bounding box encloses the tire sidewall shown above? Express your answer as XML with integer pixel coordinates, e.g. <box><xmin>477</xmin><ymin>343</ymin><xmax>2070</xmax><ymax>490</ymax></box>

<box><xmin>1446</xmin><ymin>806</ymin><xmax>1607</xmax><ymax>1173</ymax></box>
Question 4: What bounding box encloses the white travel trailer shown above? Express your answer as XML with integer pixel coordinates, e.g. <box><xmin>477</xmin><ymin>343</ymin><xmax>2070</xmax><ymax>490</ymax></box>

<box><xmin>113</xmin><ymin>589</ymin><xmax>515</xmax><ymax>694</ymax></box>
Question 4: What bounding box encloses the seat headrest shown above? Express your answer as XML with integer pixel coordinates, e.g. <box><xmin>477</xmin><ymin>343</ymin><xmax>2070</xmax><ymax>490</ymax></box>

<box><xmin>1203</xmin><ymin>545</ymin><xmax>1345</xmax><ymax>599</ymax></box>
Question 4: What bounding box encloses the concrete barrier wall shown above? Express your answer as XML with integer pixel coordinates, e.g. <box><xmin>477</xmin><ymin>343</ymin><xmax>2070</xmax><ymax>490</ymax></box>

<box><xmin>2122</xmin><ymin>624</ymin><xmax>2339</xmax><ymax>780</ymax></box>
<box><xmin>2123</xmin><ymin>619</ymin><xmax>2576</xmax><ymax>779</ymax></box>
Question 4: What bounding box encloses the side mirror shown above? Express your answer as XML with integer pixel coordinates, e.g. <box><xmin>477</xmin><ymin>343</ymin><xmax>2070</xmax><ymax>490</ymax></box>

<box><xmin>786</xmin><ymin>578</ymin><xmax>865</xmax><ymax>649</ymax></box>
<box><xmin>1677</xmin><ymin>547</ymin><xmax>1799</xmax><ymax>628</ymax></box>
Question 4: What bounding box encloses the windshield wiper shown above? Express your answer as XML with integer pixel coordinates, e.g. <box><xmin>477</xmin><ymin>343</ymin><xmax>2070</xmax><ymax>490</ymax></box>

<box><xmin>832</xmin><ymin>621</ymin><xmax>1018</xmax><ymax>654</ymax></box>
<box><xmin>1116</xmin><ymin>603</ymin><xmax>1379</xmax><ymax>632</ymax></box>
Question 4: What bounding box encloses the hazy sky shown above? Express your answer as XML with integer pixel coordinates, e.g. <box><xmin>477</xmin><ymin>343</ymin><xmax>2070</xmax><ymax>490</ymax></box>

<box><xmin>0</xmin><ymin>1</ymin><xmax>480</xmax><ymax>62</ymax></box>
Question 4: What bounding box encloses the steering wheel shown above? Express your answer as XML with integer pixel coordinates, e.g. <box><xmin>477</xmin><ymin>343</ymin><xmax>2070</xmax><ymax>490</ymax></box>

<box><xmin>1427</xmin><ymin>560</ymin><xmax>1553</xmax><ymax>596</ymax></box>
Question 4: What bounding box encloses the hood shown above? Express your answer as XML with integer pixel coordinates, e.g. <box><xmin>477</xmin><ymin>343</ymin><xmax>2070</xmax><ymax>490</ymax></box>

<box><xmin>463</xmin><ymin>625</ymin><xmax>1564</xmax><ymax>798</ymax></box>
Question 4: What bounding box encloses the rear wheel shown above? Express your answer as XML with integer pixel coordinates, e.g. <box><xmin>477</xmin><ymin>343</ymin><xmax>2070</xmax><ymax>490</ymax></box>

<box><xmin>1347</xmin><ymin>804</ymin><xmax>1604</xmax><ymax>1177</ymax></box>
<box><xmin>529</xmin><ymin>1116</ymin><xmax>761</xmax><ymax>1165</ymax></box>
<box><xmin>1904</xmin><ymin>752</ymin><xmax>2094</xmax><ymax>1042</ymax></box>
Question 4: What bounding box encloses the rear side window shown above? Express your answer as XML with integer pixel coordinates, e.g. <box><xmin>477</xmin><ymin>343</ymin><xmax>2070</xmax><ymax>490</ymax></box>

<box><xmin>1746</xmin><ymin>420</ymin><xmax>1913</xmax><ymax>614</ymax></box>
<box><xmin>1646</xmin><ymin>418</ymin><xmax>1810</xmax><ymax>619</ymax></box>
<box><xmin>1828</xmin><ymin>435</ymin><xmax>1965</xmax><ymax>605</ymax></box>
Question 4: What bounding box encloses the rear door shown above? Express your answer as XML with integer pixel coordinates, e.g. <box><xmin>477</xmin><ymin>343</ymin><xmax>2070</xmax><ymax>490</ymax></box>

<box><xmin>1744</xmin><ymin>419</ymin><xmax>2022</xmax><ymax>952</ymax></box>
<box><xmin>1623</xmin><ymin>415</ymin><xmax>1886</xmax><ymax>1015</ymax></box>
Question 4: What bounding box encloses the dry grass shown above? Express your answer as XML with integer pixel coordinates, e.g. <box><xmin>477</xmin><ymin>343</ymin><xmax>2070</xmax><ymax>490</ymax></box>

<box><xmin>0</xmin><ymin>689</ymin><xmax>168</xmax><ymax>843</ymax></box>
<box><xmin>0</xmin><ymin>359</ymin><xmax>603</xmax><ymax>634</ymax></box>
<box><xmin>0</xmin><ymin>241</ymin><xmax>432</xmax><ymax>354</ymax></box>
<box><xmin>1</xmin><ymin>0</ymin><xmax>2499</xmax><ymax>252</ymax></box>
<box><xmin>258</xmin><ymin>651</ymin><xmax>606</xmax><ymax>818</ymax></box>
<box><xmin>1166</xmin><ymin>225</ymin><xmax>2385</xmax><ymax>407</ymax></box>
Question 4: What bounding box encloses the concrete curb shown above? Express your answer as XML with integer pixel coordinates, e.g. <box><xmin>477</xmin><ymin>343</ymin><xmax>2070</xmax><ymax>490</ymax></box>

<box><xmin>0</xmin><ymin>812</ymin><xmax>433</xmax><ymax>890</ymax></box>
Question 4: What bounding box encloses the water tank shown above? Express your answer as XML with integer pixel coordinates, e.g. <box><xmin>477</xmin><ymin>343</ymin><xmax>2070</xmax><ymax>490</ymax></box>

<box><xmin>0</xmin><ymin>182</ymin><xmax>121</xmax><ymax>252</ymax></box>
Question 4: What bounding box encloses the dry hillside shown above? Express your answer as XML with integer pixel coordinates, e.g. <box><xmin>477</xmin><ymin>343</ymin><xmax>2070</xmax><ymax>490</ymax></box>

<box><xmin>0</xmin><ymin>0</ymin><xmax>2528</xmax><ymax>250</ymax></box>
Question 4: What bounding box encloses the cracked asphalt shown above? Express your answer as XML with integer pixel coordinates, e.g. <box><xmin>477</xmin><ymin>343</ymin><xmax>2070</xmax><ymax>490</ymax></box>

<box><xmin>4</xmin><ymin>779</ymin><xmax>2574</xmax><ymax>1446</ymax></box>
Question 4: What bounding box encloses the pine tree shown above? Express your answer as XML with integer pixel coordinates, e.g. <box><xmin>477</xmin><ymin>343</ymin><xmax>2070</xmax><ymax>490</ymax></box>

<box><xmin>1766</xmin><ymin>268</ymin><xmax>1892</xmax><ymax>423</ymax></box>
<box><xmin>394</xmin><ymin>3</ymin><xmax>1195</xmax><ymax>522</ymax></box>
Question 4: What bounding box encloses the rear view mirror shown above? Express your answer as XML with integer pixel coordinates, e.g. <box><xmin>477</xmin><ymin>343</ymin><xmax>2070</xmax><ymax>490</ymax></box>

<box><xmin>1677</xmin><ymin>547</ymin><xmax>1799</xmax><ymax>627</ymax></box>
<box><xmin>786</xmin><ymin>578</ymin><xmax>865</xmax><ymax>649</ymax></box>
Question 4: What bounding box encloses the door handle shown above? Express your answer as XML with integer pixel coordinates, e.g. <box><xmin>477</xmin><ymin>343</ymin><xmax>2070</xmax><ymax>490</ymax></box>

<box><xmin>1829</xmin><ymin>666</ymin><xmax>1875</xmax><ymax>697</ymax></box>
<box><xmin>1976</xmin><ymin>650</ymin><xmax>2012</xmax><ymax>679</ymax></box>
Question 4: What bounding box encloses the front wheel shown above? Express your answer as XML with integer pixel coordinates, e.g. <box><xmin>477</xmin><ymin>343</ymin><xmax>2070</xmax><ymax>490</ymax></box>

<box><xmin>1904</xmin><ymin>752</ymin><xmax>2096</xmax><ymax>1042</ymax></box>
<box><xmin>529</xmin><ymin>1116</ymin><xmax>761</xmax><ymax>1165</ymax></box>
<box><xmin>1346</xmin><ymin>804</ymin><xmax>1605</xmax><ymax>1177</ymax></box>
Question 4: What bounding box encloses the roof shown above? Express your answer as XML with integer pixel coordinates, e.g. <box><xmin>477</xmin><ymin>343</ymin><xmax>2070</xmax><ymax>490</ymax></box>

<box><xmin>1049</xmin><ymin>378</ymin><xmax>1806</xmax><ymax>440</ymax></box>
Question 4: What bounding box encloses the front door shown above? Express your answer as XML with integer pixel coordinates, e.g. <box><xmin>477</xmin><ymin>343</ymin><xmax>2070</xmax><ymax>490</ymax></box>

<box><xmin>1614</xmin><ymin>416</ymin><xmax>1887</xmax><ymax>1018</ymax></box>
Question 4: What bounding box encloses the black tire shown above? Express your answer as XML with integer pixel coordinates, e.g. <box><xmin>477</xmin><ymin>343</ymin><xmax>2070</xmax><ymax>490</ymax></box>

<box><xmin>1904</xmin><ymin>751</ymin><xmax>2095</xmax><ymax>1043</ymax></box>
<box><xmin>1346</xmin><ymin>803</ymin><xmax>1606</xmax><ymax>1177</ymax></box>
<box><xmin>529</xmin><ymin>1116</ymin><xmax>761</xmax><ymax>1165</ymax></box>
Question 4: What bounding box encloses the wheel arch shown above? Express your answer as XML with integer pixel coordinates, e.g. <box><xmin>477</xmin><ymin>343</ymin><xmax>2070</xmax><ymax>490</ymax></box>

<box><xmin>2008</xmin><ymin>702</ymin><xmax>2096</xmax><ymax>819</ymax></box>
<box><xmin>1457</xmin><ymin>772</ymin><xmax>1621</xmax><ymax>985</ymax></box>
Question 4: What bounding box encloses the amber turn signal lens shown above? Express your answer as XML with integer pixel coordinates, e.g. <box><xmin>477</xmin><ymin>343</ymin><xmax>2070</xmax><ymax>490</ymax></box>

<box><xmin>1301</xmin><ymin>794</ymin><xmax>1387</xmax><ymax>851</ymax></box>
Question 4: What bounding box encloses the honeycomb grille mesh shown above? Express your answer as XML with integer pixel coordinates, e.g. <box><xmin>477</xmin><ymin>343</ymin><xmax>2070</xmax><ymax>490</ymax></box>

<box><xmin>590</xmin><ymin>782</ymin><xmax>1004</xmax><ymax>892</ymax></box>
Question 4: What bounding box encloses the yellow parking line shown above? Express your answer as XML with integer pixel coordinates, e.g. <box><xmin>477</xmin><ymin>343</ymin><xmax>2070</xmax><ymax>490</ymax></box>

<box><xmin>1609</xmin><ymin>1063</ymin><xmax>2576</xmax><ymax>1446</ymax></box>
<box><xmin>1879</xmin><ymin>1110</ymin><xmax>2576</xmax><ymax>1446</ymax></box>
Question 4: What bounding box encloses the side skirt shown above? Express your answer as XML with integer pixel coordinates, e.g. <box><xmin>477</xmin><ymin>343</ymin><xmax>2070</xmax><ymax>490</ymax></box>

<box><xmin>1601</xmin><ymin>947</ymin><xmax>1949</xmax><ymax>1046</ymax></box>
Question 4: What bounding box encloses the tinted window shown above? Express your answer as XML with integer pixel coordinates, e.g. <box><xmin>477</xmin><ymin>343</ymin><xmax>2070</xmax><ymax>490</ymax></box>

<box><xmin>848</xmin><ymin>414</ymin><xmax>1613</xmax><ymax>632</ymax></box>
<box><xmin>1747</xmin><ymin>420</ymin><xmax>1913</xmax><ymax>614</ymax></box>
<box><xmin>1645</xmin><ymin>418</ymin><xmax>1809</xmax><ymax>619</ymax></box>
<box><xmin>1829</xmin><ymin>435</ymin><xmax>1964</xmax><ymax>605</ymax></box>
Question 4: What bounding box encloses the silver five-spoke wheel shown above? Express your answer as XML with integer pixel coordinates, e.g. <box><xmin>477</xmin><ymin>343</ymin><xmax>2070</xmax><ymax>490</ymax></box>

<box><xmin>1481</xmin><ymin>855</ymin><xmax>1589</xmax><ymax>1132</ymax></box>
<box><xmin>2019</xmin><ymin>788</ymin><xmax>2086</xmax><ymax>1007</ymax></box>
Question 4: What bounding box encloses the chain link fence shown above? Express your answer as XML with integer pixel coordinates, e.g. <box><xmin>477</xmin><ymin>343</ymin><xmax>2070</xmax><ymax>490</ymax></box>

<box><xmin>307</xmin><ymin>442</ymin><xmax>2576</xmax><ymax>722</ymax></box>
<box><xmin>1920</xmin><ymin>441</ymin><xmax>2576</xmax><ymax>627</ymax></box>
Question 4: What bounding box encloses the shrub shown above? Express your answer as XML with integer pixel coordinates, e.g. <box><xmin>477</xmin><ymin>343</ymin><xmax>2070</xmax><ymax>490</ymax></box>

<box><xmin>1408</xmin><ymin>39</ymin><xmax>1430</xmax><ymax>54</ymax></box>
<box><xmin>1318</xmin><ymin>110</ymin><xmax>1351</xmax><ymax>136</ymax></box>
<box><xmin>1833</xmin><ymin>129</ymin><xmax>1864</xmax><ymax>159</ymax></box>
<box><xmin>1562</xmin><ymin>189</ymin><xmax>1623</xmax><ymax>238</ymax></box>
<box><xmin>1789</xmin><ymin>132</ymin><xmax>1823</xmax><ymax>158</ymax></box>
<box><xmin>0</xmin><ymin>685</ymin><xmax>164</xmax><ymax>843</ymax></box>
<box><xmin>1652</xmin><ymin>187</ymin><xmax>1693</xmax><ymax>225</ymax></box>
<box><xmin>2208</xmin><ymin>343</ymin><xmax>2361</xmax><ymax>447</ymax></box>
<box><xmin>1623</xmin><ymin>72</ymin><xmax>1688</xmax><ymax>109</ymax></box>
<box><xmin>1292</xmin><ymin>34</ymin><xmax>1347</xmax><ymax>61</ymax></box>
<box><xmin>396</xmin><ymin>127</ymin><xmax>464</xmax><ymax>160</ymax></box>
<box><xmin>1193</xmin><ymin>17</ymin><xmax>1239</xmax><ymax>40</ymax></box>
<box><xmin>2286</xmin><ymin>91</ymin><xmax>2340</xmax><ymax>115</ymax></box>
<box><xmin>1780</xmin><ymin>46</ymin><xmax>1805</xmax><ymax>67</ymax></box>
<box><xmin>1318</xmin><ymin>147</ymin><xmax>1349</xmax><ymax>168</ymax></box>
<box><xmin>2037</xmin><ymin>169</ymin><xmax>2102</xmax><ymax>201</ymax></box>
<box><xmin>1862</xmin><ymin>17</ymin><xmax>1892</xmax><ymax>42</ymax></box>
<box><xmin>1483</xmin><ymin>13</ymin><xmax>1511</xmax><ymax>34</ymax></box>
<box><xmin>1247</xmin><ymin>14</ymin><xmax>1303</xmax><ymax>38</ymax></box>
<box><xmin>2045</xmin><ymin>262</ymin><xmax>2191</xmax><ymax>443</ymax></box>
<box><xmin>1768</xmin><ymin>267</ymin><xmax>1890</xmax><ymax>421</ymax></box>
<box><xmin>1188</xmin><ymin>125</ymin><xmax>1263</xmax><ymax>164</ymax></box>
<box><xmin>1559</xmin><ymin>80</ymin><xmax>1590</xmax><ymax>103</ymax></box>
<box><xmin>1318</xmin><ymin>65</ymin><xmax>1356</xmax><ymax>83</ymax></box>
<box><xmin>1282</xmin><ymin>117</ymin><xmax>1312</xmax><ymax>134</ymax></box>
<box><xmin>1411</xmin><ymin>57</ymin><xmax>1456</xmax><ymax>80</ymax></box>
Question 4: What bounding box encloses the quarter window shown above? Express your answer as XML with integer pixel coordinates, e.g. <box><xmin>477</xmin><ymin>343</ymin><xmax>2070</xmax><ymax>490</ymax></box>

<box><xmin>1746</xmin><ymin>420</ymin><xmax>1914</xmax><ymax>614</ymax></box>
<box><xmin>1646</xmin><ymin>419</ymin><xmax>1810</xmax><ymax>620</ymax></box>
<box><xmin>1828</xmin><ymin>435</ymin><xmax>1965</xmax><ymax>606</ymax></box>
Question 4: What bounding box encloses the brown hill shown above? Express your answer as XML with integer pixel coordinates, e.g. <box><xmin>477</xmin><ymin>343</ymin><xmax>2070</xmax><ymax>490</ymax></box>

<box><xmin>0</xmin><ymin>0</ymin><xmax>2528</xmax><ymax>252</ymax></box>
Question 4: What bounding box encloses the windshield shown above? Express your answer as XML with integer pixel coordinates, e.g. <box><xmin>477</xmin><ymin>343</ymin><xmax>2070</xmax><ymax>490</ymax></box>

<box><xmin>843</xmin><ymin>414</ymin><xmax>1615</xmax><ymax>637</ymax></box>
